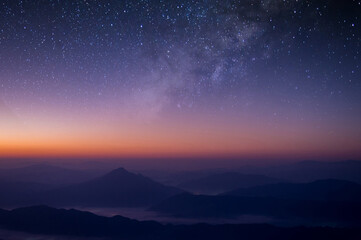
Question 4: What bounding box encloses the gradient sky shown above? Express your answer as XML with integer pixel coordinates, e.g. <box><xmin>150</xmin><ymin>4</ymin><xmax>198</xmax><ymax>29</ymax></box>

<box><xmin>0</xmin><ymin>0</ymin><xmax>360</xmax><ymax>161</ymax></box>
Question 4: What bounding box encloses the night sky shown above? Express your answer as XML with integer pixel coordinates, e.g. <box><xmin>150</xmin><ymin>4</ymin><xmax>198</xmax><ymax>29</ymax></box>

<box><xmin>0</xmin><ymin>0</ymin><xmax>360</xmax><ymax>161</ymax></box>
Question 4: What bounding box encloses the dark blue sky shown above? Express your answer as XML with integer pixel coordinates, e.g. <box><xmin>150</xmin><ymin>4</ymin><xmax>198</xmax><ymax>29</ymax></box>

<box><xmin>0</xmin><ymin>0</ymin><xmax>360</xmax><ymax>160</ymax></box>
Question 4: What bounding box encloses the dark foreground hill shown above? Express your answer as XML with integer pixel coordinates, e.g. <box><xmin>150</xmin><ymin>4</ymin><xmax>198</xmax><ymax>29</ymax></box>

<box><xmin>151</xmin><ymin>193</ymin><xmax>361</xmax><ymax>225</ymax></box>
<box><xmin>178</xmin><ymin>172</ymin><xmax>282</xmax><ymax>194</ymax></box>
<box><xmin>36</xmin><ymin>167</ymin><xmax>182</xmax><ymax>207</ymax></box>
<box><xmin>0</xmin><ymin>206</ymin><xmax>360</xmax><ymax>240</ymax></box>
<box><xmin>224</xmin><ymin>179</ymin><xmax>361</xmax><ymax>202</ymax></box>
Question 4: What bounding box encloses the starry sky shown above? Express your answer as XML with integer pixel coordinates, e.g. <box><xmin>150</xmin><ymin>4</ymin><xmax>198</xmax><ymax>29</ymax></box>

<box><xmin>0</xmin><ymin>0</ymin><xmax>360</xmax><ymax>161</ymax></box>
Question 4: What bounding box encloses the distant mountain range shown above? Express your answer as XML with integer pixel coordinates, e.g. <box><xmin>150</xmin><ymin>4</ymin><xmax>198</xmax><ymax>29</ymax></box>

<box><xmin>141</xmin><ymin>160</ymin><xmax>361</xmax><ymax>189</ymax></box>
<box><xmin>1</xmin><ymin>161</ymin><xmax>361</xmax><ymax>216</ymax></box>
<box><xmin>178</xmin><ymin>172</ymin><xmax>282</xmax><ymax>194</ymax></box>
<box><xmin>0</xmin><ymin>206</ymin><xmax>359</xmax><ymax>240</ymax></box>
<box><xmin>0</xmin><ymin>165</ymin><xmax>182</xmax><ymax>208</ymax></box>
<box><xmin>35</xmin><ymin>167</ymin><xmax>182</xmax><ymax>207</ymax></box>
<box><xmin>224</xmin><ymin>179</ymin><xmax>361</xmax><ymax>202</ymax></box>
<box><xmin>0</xmin><ymin>164</ymin><xmax>101</xmax><ymax>186</ymax></box>
<box><xmin>0</xmin><ymin>180</ymin><xmax>53</xmax><ymax>206</ymax></box>
<box><xmin>238</xmin><ymin>160</ymin><xmax>361</xmax><ymax>183</ymax></box>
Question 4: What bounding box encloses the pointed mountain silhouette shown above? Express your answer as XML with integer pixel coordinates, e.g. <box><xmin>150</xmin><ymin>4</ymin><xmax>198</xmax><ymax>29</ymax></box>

<box><xmin>39</xmin><ymin>167</ymin><xmax>182</xmax><ymax>207</ymax></box>
<box><xmin>178</xmin><ymin>172</ymin><xmax>282</xmax><ymax>194</ymax></box>
<box><xmin>224</xmin><ymin>179</ymin><xmax>361</xmax><ymax>202</ymax></box>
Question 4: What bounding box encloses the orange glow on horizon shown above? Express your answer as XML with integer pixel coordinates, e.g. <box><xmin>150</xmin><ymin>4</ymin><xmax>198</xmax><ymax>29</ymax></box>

<box><xmin>1</xmin><ymin>105</ymin><xmax>361</xmax><ymax>161</ymax></box>
<box><xmin>1</xmin><ymin>115</ymin><xmax>360</xmax><ymax>160</ymax></box>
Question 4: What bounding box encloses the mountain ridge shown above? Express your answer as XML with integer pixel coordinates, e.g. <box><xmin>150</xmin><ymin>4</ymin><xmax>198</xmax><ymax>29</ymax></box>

<box><xmin>0</xmin><ymin>205</ymin><xmax>360</xmax><ymax>240</ymax></box>
<box><xmin>36</xmin><ymin>167</ymin><xmax>183</xmax><ymax>207</ymax></box>
<box><xmin>178</xmin><ymin>172</ymin><xmax>282</xmax><ymax>194</ymax></box>
<box><xmin>224</xmin><ymin>179</ymin><xmax>361</xmax><ymax>202</ymax></box>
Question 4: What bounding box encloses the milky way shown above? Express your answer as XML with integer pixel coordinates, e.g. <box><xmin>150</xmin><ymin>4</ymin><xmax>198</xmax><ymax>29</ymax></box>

<box><xmin>0</xmin><ymin>0</ymin><xmax>360</xmax><ymax>160</ymax></box>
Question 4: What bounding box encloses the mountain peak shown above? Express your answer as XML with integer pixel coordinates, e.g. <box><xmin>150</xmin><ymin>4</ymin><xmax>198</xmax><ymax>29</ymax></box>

<box><xmin>108</xmin><ymin>167</ymin><xmax>129</xmax><ymax>174</ymax></box>
<box><xmin>43</xmin><ymin>167</ymin><xmax>182</xmax><ymax>207</ymax></box>
<box><xmin>101</xmin><ymin>167</ymin><xmax>135</xmax><ymax>179</ymax></box>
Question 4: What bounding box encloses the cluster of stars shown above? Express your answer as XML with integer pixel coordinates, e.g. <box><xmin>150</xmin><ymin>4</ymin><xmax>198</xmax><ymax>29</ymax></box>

<box><xmin>0</xmin><ymin>0</ymin><xmax>359</xmax><ymax>126</ymax></box>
